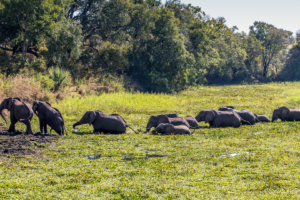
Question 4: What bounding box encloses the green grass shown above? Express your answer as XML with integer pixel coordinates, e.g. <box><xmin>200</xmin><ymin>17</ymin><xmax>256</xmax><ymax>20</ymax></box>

<box><xmin>2</xmin><ymin>82</ymin><xmax>300</xmax><ymax>199</ymax></box>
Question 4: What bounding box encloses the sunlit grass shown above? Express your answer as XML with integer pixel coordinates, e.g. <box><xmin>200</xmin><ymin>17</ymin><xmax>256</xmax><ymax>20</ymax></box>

<box><xmin>1</xmin><ymin>82</ymin><xmax>300</xmax><ymax>198</ymax></box>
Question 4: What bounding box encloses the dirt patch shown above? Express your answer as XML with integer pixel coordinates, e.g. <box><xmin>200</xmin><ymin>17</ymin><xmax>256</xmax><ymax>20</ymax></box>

<box><xmin>0</xmin><ymin>131</ymin><xmax>58</xmax><ymax>156</ymax></box>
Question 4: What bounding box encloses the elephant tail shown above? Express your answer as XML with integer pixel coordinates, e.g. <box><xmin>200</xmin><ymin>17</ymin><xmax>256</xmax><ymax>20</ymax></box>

<box><xmin>126</xmin><ymin>124</ymin><xmax>139</xmax><ymax>134</ymax></box>
<box><xmin>241</xmin><ymin>119</ymin><xmax>251</xmax><ymax>125</ymax></box>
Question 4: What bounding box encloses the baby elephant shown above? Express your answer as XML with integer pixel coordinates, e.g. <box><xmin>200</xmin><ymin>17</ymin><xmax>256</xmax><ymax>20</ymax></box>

<box><xmin>73</xmin><ymin>111</ymin><xmax>138</xmax><ymax>134</ymax></box>
<box><xmin>155</xmin><ymin>123</ymin><xmax>192</xmax><ymax>135</ymax></box>
<box><xmin>146</xmin><ymin>114</ymin><xmax>191</xmax><ymax>132</ymax></box>
<box><xmin>254</xmin><ymin>114</ymin><xmax>270</xmax><ymax>122</ymax></box>
<box><xmin>33</xmin><ymin>101</ymin><xmax>65</xmax><ymax>135</ymax></box>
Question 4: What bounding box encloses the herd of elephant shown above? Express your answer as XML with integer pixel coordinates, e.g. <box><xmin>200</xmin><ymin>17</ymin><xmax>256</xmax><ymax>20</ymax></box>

<box><xmin>0</xmin><ymin>97</ymin><xmax>299</xmax><ymax>135</ymax></box>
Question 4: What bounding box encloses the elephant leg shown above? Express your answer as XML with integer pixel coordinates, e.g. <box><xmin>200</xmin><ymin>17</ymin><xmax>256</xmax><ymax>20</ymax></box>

<box><xmin>39</xmin><ymin>119</ymin><xmax>45</xmax><ymax>134</ymax></box>
<box><xmin>8</xmin><ymin>115</ymin><xmax>16</xmax><ymax>133</ymax></box>
<box><xmin>23</xmin><ymin>120</ymin><xmax>33</xmax><ymax>134</ymax></box>
<box><xmin>44</xmin><ymin>123</ymin><xmax>48</xmax><ymax>134</ymax></box>
<box><xmin>8</xmin><ymin>122</ymin><xmax>16</xmax><ymax>133</ymax></box>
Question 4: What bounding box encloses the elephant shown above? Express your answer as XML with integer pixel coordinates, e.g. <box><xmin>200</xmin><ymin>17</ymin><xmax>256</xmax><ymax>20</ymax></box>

<box><xmin>272</xmin><ymin>106</ymin><xmax>300</xmax><ymax>122</ymax></box>
<box><xmin>0</xmin><ymin>97</ymin><xmax>33</xmax><ymax>134</ymax></box>
<box><xmin>155</xmin><ymin>123</ymin><xmax>192</xmax><ymax>135</ymax></box>
<box><xmin>146</xmin><ymin>114</ymin><xmax>192</xmax><ymax>132</ymax></box>
<box><xmin>195</xmin><ymin>109</ymin><xmax>250</xmax><ymax>127</ymax></box>
<box><xmin>73</xmin><ymin>111</ymin><xmax>138</xmax><ymax>134</ymax></box>
<box><xmin>254</xmin><ymin>114</ymin><xmax>271</xmax><ymax>122</ymax></box>
<box><xmin>33</xmin><ymin>101</ymin><xmax>65</xmax><ymax>135</ymax></box>
<box><xmin>195</xmin><ymin>109</ymin><xmax>215</xmax><ymax>126</ymax></box>
<box><xmin>183</xmin><ymin>116</ymin><xmax>201</xmax><ymax>129</ymax></box>
<box><xmin>218</xmin><ymin>106</ymin><xmax>260</xmax><ymax>125</ymax></box>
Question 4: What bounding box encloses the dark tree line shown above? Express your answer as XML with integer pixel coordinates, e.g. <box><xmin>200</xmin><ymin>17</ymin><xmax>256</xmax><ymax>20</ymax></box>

<box><xmin>0</xmin><ymin>0</ymin><xmax>298</xmax><ymax>92</ymax></box>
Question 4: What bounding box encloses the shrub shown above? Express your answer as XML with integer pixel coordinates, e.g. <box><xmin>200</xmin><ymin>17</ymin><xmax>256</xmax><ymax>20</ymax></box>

<box><xmin>49</xmin><ymin>67</ymin><xmax>71</xmax><ymax>91</ymax></box>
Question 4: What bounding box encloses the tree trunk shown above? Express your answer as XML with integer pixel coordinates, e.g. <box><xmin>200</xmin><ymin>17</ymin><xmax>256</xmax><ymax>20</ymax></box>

<box><xmin>263</xmin><ymin>63</ymin><xmax>268</xmax><ymax>82</ymax></box>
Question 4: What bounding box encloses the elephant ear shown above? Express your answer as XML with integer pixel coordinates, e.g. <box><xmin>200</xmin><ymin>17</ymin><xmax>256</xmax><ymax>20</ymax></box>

<box><xmin>89</xmin><ymin>111</ymin><xmax>96</xmax><ymax>125</ymax></box>
<box><xmin>7</xmin><ymin>97</ymin><xmax>13</xmax><ymax>111</ymax></box>
<box><xmin>205</xmin><ymin>111</ymin><xmax>215</xmax><ymax>124</ymax></box>
<box><xmin>279</xmin><ymin>106</ymin><xmax>290</xmax><ymax>120</ymax></box>
<box><xmin>32</xmin><ymin>101</ymin><xmax>39</xmax><ymax>115</ymax></box>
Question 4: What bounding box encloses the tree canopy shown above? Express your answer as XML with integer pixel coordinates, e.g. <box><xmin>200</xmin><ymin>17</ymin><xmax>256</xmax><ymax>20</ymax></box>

<box><xmin>0</xmin><ymin>0</ymin><xmax>298</xmax><ymax>92</ymax></box>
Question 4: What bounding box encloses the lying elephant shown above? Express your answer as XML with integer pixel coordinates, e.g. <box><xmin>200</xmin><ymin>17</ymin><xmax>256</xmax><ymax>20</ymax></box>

<box><xmin>146</xmin><ymin>114</ymin><xmax>192</xmax><ymax>132</ymax></box>
<box><xmin>33</xmin><ymin>101</ymin><xmax>65</xmax><ymax>135</ymax></box>
<box><xmin>254</xmin><ymin>114</ymin><xmax>270</xmax><ymax>122</ymax></box>
<box><xmin>195</xmin><ymin>109</ymin><xmax>250</xmax><ymax>127</ymax></box>
<box><xmin>218</xmin><ymin>106</ymin><xmax>259</xmax><ymax>125</ymax></box>
<box><xmin>167</xmin><ymin>114</ymin><xmax>201</xmax><ymax>129</ymax></box>
<box><xmin>0</xmin><ymin>97</ymin><xmax>33</xmax><ymax>134</ymax></box>
<box><xmin>73</xmin><ymin>111</ymin><xmax>138</xmax><ymax>134</ymax></box>
<box><xmin>155</xmin><ymin>123</ymin><xmax>191</xmax><ymax>135</ymax></box>
<box><xmin>272</xmin><ymin>106</ymin><xmax>300</xmax><ymax>122</ymax></box>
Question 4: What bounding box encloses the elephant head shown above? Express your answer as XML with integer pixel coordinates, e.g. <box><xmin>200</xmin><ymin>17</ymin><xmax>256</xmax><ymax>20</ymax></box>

<box><xmin>272</xmin><ymin>106</ymin><xmax>290</xmax><ymax>122</ymax></box>
<box><xmin>155</xmin><ymin>123</ymin><xmax>175</xmax><ymax>134</ymax></box>
<box><xmin>0</xmin><ymin>97</ymin><xmax>21</xmax><ymax>124</ymax></box>
<box><xmin>146</xmin><ymin>115</ymin><xmax>170</xmax><ymax>132</ymax></box>
<box><xmin>73</xmin><ymin>111</ymin><xmax>97</xmax><ymax>129</ymax></box>
<box><xmin>195</xmin><ymin>110</ymin><xmax>213</xmax><ymax>122</ymax></box>
<box><xmin>32</xmin><ymin>101</ymin><xmax>51</xmax><ymax>116</ymax></box>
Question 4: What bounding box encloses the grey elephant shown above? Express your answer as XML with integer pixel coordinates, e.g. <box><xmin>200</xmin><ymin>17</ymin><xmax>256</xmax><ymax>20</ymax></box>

<box><xmin>218</xmin><ymin>106</ymin><xmax>260</xmax><ymax>125</ymax></box>
<box><xmin>195</xmin><ymin>109</ymin><xmax>215</xmax><ymax>126</ymax></box>
<box><xmin>155</xmin><ymin>123</ymin><xmax>192</xmax><ymax>135</ymax></box>
<box><xmin>272</xmin><ymin>106</ymin><xmax>300</xmax><ymax>122</ymax></box>
<box><xmin>167</xmin><ymin>114</ymin><xmax>201</xmax><ymax>129</ymax></box>
<box><xmin>183</xmin><ymin>116</ymin><xmax>201</xmax><ymax>128</ymax></box>
<box><xmin>73</xmin><ymin>111</ymin><xmax>138</xmax><ymax>134</ymax></box>
<box><xmin>195</xmin><ymin>109</ymin><xmax>250</xmax><ymax>127</ymax></box>
<box><xmin>0</xmin><ymin>97</ymin><xmax>33</xmax><ymax>134</ymax></box>
<box><xmin>254</xmin><ymin>114</ymin><xmax>271</xmax><ymax>122</ymax></box>
<box><xmin>146</xmin><ymin>114</ymin><xmax>192</xmax><ymax>132</ymax></box>
<box><xmin>33</xmin><ymin>101</ymin><xmax>65</xmax><ymax>135</ymax></box>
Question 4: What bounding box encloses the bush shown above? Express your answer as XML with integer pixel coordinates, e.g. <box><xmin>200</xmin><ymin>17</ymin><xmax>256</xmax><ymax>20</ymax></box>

<box><xmin>49</xmin><ymin>67</ymin><xmax>71</xmax><ymax>91</ymax></box>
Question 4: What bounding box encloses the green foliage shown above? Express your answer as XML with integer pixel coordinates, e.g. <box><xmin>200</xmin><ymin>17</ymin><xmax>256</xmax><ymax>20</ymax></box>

<box><xmin>49</xmin><ymin>67</ymin><xmax>70</xmax><ymax>91</ymax></box>
<box><xmin>278</xmin><ymin>41</ymin><xmax>300</xmax><ymax>81</ymax></box>
<box><xmin>0</xmin><ymin>0</ymin><xmax>298</xmax><ymax>92</ymax></box>
<box><xmin>3</xmin><ymin>83</ymin><xmax>300</xmax><ymax>198</ymax></box>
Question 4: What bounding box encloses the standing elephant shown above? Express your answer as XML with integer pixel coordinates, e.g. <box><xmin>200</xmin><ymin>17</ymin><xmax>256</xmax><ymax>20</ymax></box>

<box><xmin>195</xmin><ymin>109</ymin><xmax>250</xmax><ymax>127</ymax></box>
<box><xmin>73</xmin><ymin>111</ymin><xmax>138</xmax><ymax>134</ymax></box>
<box><xmin>0</xmin><ymin>97</ymin><xmax>33</xmax><ymax>134</ymax></box>
<box><xmin>32</xmin><ymin>101</ymin><xmax>65</xmax><ymax>135</ymax></box>
<box><xmin>146</xmin><ymin>114</ymin><xmax>191</xmax><ymax>132</ymax></box>
<box><xmin>218</xmin><ymin>106</ymin><xmax>260</xmax><ymax>125</ymax></box>
<box><xmin>254</xmin><ymin>114</ymin><xmax>271</xmax><ymax>122</ymax></box>
<box><xmin>155</xmin><ymin>123</ymin><xmax>192</xmax><ymax>135</ymax></box>
<box><xmin>272</xmin><ymin>106</ymin><xmax>300</xmax><ymax>122</ymax></box>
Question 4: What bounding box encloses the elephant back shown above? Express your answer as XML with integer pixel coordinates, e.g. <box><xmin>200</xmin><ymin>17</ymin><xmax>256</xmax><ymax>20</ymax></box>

<box><xmin>169</xmin><ymin>117</ymin><xmax>190</xmax><ymax>127</ymax></box>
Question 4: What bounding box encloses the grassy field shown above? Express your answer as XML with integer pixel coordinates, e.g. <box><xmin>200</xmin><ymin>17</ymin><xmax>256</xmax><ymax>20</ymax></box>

<box><xmin>1</xmin><ymin>82</ymin><xmax>300</xmax><ymax>199</ymax></box>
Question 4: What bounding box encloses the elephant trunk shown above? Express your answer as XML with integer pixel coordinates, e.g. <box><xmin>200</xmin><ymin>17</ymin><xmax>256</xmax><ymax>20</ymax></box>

<box><xmin>0</xmin><ymin>108</ymin><xmax>7</xmax><ymax>124</ymax></box>
<box><xmin>73</xmin><ymin>121</ymin><xmax>85</xmax><ymax>129</ymax></box>
<box><xmin>272</xmin><ymin>114</ymin><xmax>278</xmax><ymax>122</ymax></box>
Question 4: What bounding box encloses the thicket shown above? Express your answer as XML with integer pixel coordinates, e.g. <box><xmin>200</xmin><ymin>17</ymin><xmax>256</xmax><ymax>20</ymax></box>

<box><xmin>0</xmin><ymin>0</ymin><xmax>298</xmax><ymax>93</ymax></box>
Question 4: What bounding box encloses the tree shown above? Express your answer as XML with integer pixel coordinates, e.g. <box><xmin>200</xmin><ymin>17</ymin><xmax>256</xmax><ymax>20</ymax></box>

<box><xmin>250</xmin><ymin>21</ymin><xmax>292</xmax><ymax>80</ymax></box>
